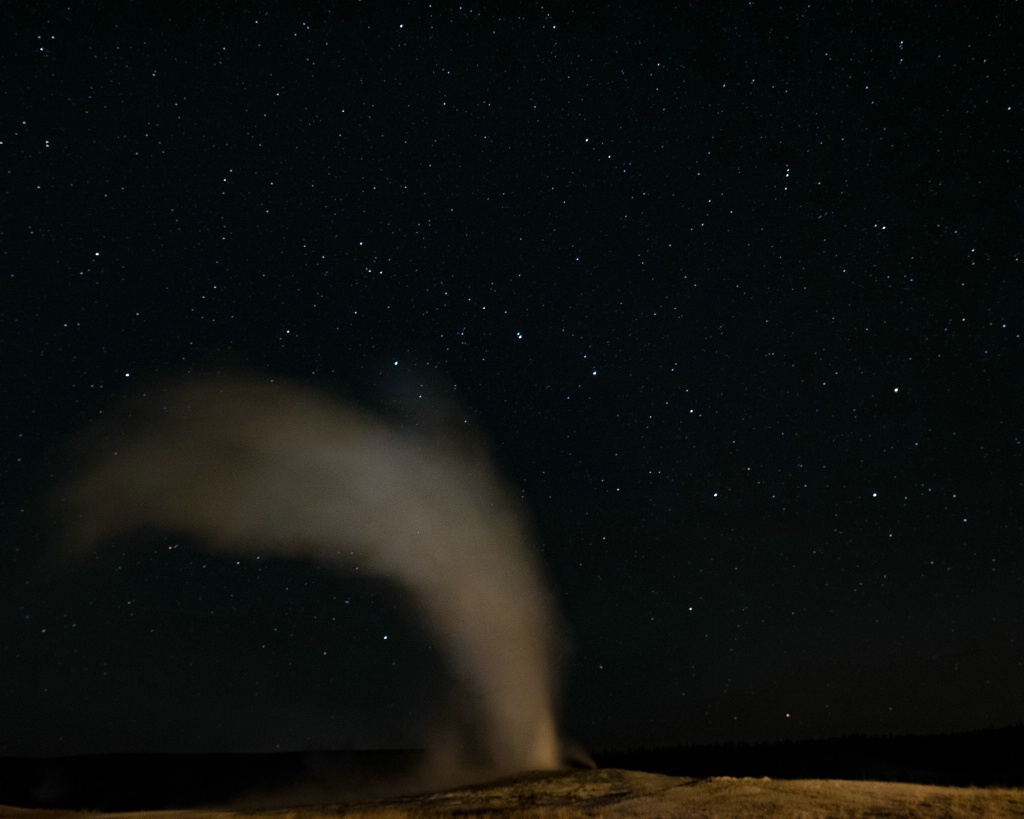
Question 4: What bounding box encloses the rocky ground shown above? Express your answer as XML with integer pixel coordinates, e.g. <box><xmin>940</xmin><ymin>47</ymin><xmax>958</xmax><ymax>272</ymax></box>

<box><xmin>5</xmin><ymin>767</ymin><xmax>1024</xmax><ymax>818</ymax></box>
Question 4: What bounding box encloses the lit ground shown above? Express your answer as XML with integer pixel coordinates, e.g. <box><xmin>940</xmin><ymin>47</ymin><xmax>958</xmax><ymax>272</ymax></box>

<box><xmin>5</xmin><ymin>768</ymin><xmax>1024</xmax><ymax>818</ymax></box>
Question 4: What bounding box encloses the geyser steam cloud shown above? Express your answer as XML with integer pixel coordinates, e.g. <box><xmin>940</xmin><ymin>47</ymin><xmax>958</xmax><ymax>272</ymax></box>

<box><xmin>52</xmin><ymin>374</ymin><xmax>562</xmax><ymax>791</ymax></box>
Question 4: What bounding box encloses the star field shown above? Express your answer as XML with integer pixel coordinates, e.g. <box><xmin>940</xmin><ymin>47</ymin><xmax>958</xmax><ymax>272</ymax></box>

<box><xmin>1</xmin><ymin>2</ymin><xmax>1021</xmax><ymax>756</ymax></box>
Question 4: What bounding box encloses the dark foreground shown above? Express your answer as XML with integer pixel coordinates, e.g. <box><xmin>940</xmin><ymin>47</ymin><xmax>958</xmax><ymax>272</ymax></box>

<box><xmin>0</xmin><ymin>749</ymin><xmax>421</xmax><ymax>811</ymax></box>
<box><xmin>3</xmin><ymin>768</ymin><xmax>1024</xmax><ymax>819</ymax></box>
<box><xmin>2</xmin><ymin>726</ymin><xmax>1022</xmax><ymax>812</ymax></box>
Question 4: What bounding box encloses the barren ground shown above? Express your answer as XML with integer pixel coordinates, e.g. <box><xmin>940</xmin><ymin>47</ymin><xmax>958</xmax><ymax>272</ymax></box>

<box><xmin>5</xmin><ymin>768</ymin><xmax>1024</xmax><ymax>818</ymax></box>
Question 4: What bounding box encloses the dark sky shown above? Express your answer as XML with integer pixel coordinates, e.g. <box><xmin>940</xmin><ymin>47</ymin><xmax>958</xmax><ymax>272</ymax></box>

<box><xmin>1</xmin><ymin>2</ymin><xmax>1022</xmax><ymax>758</ymax></box>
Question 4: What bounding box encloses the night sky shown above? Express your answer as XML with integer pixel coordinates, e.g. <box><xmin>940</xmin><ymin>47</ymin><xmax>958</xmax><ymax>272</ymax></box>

<box><xmin>1</xmin><ymin>2</ymin><xmax>1022</xmax><ymax>759</ymax></box>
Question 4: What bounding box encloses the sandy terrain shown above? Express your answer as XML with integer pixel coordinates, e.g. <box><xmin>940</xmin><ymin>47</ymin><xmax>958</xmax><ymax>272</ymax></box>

<box><xmin>4</xmin><ymin>768</ymin><xmax>1024</xmax><ymax>818</ymax></box>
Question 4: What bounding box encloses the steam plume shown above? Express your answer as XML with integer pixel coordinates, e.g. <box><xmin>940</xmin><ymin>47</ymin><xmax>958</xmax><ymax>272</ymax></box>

<box><xmin>51</xmin><ymin>374</ymin><xmax>562</xmax><ymax>795</ymax></box>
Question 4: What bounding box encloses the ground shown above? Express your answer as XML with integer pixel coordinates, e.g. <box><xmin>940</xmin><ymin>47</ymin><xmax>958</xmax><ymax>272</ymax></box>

<box><xmin>6</xmin><ymin>768</ymin><xmax>1024</xmax><ymax>818</ymax></box>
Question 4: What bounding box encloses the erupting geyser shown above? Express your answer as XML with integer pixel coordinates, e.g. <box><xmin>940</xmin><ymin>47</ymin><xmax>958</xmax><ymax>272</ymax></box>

<box><xmin>51</xmin><ymin>373</ymin><xmax>564</xmax><ymax>796</ymax></box>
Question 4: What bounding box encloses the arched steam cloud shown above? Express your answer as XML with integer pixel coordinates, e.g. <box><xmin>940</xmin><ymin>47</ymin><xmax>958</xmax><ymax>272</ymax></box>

<box><xmin>51</xmin><ymin>374</ymin><xmax>562</xmax><ymax>795</ymax></box>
